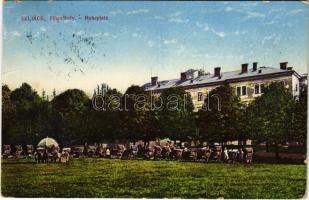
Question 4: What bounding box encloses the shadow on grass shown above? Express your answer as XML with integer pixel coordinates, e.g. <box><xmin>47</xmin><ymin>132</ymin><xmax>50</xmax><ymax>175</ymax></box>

<box><xmin>253</xmin><ymin>156</ymin><xmax>305</xmax><ymax>165</ymax></box>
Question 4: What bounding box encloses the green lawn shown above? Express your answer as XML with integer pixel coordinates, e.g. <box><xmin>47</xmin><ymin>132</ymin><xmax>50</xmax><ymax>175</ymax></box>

<box><xmin>1</xmin><ymin>158</ymin><xmax>306</xmax><ymax>198</ymax></box>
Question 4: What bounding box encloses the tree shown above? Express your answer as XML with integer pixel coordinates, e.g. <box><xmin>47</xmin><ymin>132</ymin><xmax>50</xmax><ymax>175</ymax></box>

<box><xmin>120</xmin><ymin>85</ymin><xmax>160</xmax><ymax>145</ymax></box>
<box><xmin>88</xmin><ymin>85</ymin><xmax>123</xmax><ymax>143</ymax></box>
<box><xmin>197</xmin><ymin>83</ymin><xmax>243</xmax><ymax>146</ymax></box>
<box><xmin>10</xmin><ymin>83</ymin><xmax>43</xmax><ymax>145</ymax></box>
<box><xmin>158</xmin><ymin>87</ymin><xmax>196</xmax><ymax>144</ymax></box>
<box><xmin>291</xmin><ymin>87</ymin><xmax>307</xmax><ymax>145</ymax></box>
<box><xmin>51</xmin><ymin>89</ymin><xmax>90</xmax><ymax>146</ymax></box>
<box><xmin>247</xmin><ymin>82</ymin><xmax>294</xmax><ymax>158</ymax></box>
<box><xmin>2</xmin><ymin>85</ymin><xmax>16</xmax><ymax>145</ymax></box>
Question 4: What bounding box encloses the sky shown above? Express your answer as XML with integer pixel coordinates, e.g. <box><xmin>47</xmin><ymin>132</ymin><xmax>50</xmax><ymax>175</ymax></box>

<box><xmin>2</xmin><ymin>1</ymin><xmax>308</xmax><ymax>97</ymax></box>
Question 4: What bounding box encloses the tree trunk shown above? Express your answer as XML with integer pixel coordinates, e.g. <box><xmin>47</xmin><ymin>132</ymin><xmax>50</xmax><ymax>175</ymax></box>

<box><xmin>266</xmin><ymin>142</ymin><xmax>269</xmax><ymax>152</ymax></box>
<box><xmin>275</xmin><ymin>143</ymin><xmax>280</xmax><ymax>160</ymax></box>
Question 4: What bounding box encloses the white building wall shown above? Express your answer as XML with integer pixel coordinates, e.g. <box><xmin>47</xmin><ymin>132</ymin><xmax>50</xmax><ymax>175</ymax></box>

<box><xmin>292</xmin><ymin>74</ymin><xmax>300</xmax><ymax>96</ymax></box>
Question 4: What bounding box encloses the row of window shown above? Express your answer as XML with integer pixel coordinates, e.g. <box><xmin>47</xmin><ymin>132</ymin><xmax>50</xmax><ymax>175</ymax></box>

<box><xmin>236</xmin><ymin>84</ymin><xmax>265</xmax><ymax>96</ymax></box>
<box><xmin>196</xmin><ymin>81</ymin><xmax>298</xmax><ymax>101</ymax></box>
<box><xmin>196</xmin><ymin>83</ymin><xmax>266</xmax><ymax>101</ymax></box>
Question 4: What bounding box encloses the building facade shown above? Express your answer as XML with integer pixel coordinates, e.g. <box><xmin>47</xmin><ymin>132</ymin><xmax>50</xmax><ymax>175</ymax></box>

<box><xmin>143</xmin><ymin>62</ymin><xmax>305</xmax><ymax>111</ymax></box>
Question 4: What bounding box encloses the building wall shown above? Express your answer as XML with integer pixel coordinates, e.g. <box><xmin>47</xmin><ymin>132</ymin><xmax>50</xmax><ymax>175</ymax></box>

<box><xmin>185</xmin><ymin>75</ymin><xmax>294</xmax><ymax>111</ymax></box>
<box><xmin>292</xmin><ymin>74</ymin><xmax>300</xmax><ymax>96</ymax></box>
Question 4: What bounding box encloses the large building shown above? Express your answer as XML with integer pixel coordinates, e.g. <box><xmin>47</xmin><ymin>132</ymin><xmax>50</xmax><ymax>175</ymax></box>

<box><xmin>143</xmin><ymin>62</ymin><xmax>306</xmax><ymax>111</ymax></box>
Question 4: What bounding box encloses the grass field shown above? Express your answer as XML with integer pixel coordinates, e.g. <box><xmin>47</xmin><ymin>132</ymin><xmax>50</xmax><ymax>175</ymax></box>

<box><xmin>1</xmin><ymin>158</ymin><xmax>306</xmax><ymax>198</ymax></box>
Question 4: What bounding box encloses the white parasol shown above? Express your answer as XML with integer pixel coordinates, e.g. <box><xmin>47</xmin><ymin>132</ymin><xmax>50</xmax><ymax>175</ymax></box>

<box><xmin>37</xmin><ymin>137</ymin><xmax>59</xmax><ymax>148</ymax></box>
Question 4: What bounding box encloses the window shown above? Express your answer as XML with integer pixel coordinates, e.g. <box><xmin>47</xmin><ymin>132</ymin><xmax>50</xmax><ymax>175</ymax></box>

<box><xmin>242</xmin><ymin>86</ymin><xmax>247</xmax><ymax>96</ymax></box>
<box><xmin>254</xmin><ymin>84</ymin><xmax>260</xmax><ymax>94</ymax></box>
<box><xmin>255</xmin><ymin>83</ymin><xmax>265</xmax><ymax>94</ymax></box>
<box><xmin>237</xmin><ymin>86</ymin><xmax>247</xmax><ymax>96</ymax></box>
<box><xmin>295</xmin><ymin>84</ymin><xmax>298</xmax><ymax>92</ymax></box>
<box><xmin>236</xmin><ymin>87</ymin><xmax>241</xmax><ymax>96</ymax></box>
<box><xmin>260</xmin><ymin>84</ymin><xmax>265</xmax><ymax>93</ymax></box>
<box><xmin>197</xmin><ymin>92</ymin><xmax>203</xmax><ymax>101</ymax></box>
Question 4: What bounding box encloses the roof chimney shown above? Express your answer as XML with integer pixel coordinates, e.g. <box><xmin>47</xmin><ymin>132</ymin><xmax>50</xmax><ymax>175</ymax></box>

<box><xmin>241</xmin><ymin>63</ymin><xmax>248</xmax><ymax>73</ymax></box>
<box><xmin>253</xmin><ymin>62</ymin><xmax>258</xmax><ymax>72</ymax></box>
<box><xmin>198</xmin><ymin>69</ymin><xmax>205</xmax><ymax>76</ymax></box>
<box><xmin>280</xmin><ymin>62</ymin><xmax>288</xmax><ymax>70</ymax></box>
<box><xmin>151</xmin><ymin>76</ymin><xmax>158</xmax><ymax>86</ymax></box>
<box><xmin>181</xmin><ymin>72</ymin><xmax>187</xmax><ymax>81</ymax></box>
<box><xmin>214</xmin><ymin>67</ymin><xmax>221</xmax><ymax>77</ymax></box>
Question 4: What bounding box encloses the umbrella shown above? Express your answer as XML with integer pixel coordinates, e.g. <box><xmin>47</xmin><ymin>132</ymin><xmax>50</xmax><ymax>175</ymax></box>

<box><xmin>37</xmin><ymin>137</ymin><xmax>59</xmax><ymax>148</ymax></box>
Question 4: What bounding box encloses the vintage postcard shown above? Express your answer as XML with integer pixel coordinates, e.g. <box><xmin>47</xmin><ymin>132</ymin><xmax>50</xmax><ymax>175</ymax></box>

<box><xmin>1</xmin><ymin>0</ymin><xmax>308</xmax><ymax>198</ymax></box>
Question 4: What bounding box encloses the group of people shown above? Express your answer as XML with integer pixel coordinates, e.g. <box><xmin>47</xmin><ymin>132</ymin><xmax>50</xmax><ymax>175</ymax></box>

<box><xmin>2</xmin><ymin>143</ymin><xmax>254</xmax><ymax>164</ymax></box>
<box><xmin>77</xmin><ymin>143</ymin><xmax>254</xmax><ymax>164</ymax></box>
<box><xmin>2</xmin><ymin>144</ymin><xmax>33</xmax><ymax>159</ymax></box>
<box><xmin>34</xmin><ymin>145</ymin><xmax>70</xmax><ymax>163</ymax></box>
<box><xmin>2</xmin><ymin>144</ymin><xmax>70</xmax><ymax>163</ymax></box>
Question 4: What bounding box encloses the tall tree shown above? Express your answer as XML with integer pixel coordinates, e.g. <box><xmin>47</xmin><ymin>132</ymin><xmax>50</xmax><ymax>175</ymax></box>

<box><xmin>10</xmin><ymin>83</ymin><xmax>42</xmax><ymax>145</ymax></box>
<box><xmin>2</xmin><ymin>85</ymin><xmax>16</xmax><ymax>145</ymax></box>
<box><xmin>51</xmin><ymin>89</ymin><xmax>90</xmax><ymax>146</ymax></box>
<box><xmin>89</xmin><ymin>85</ymin><xmax>123</xmax><ymax>143</ymax></box>
<box><xmin>197</xmin><ymin>83</ymin><xmax>243</xmax><ymax>146</ymax></box>
<box><xmin>247</xmin><ymin>82</ymin><xmax>294</xmax><ymax>158</ymax></box>
<box><xmin>158</xmin><ymin>87</ymin><xmax>196</xmax><ymax>143</ymax></box>
<box><xmin>291</xmin><ymin>86</ymin><xmax>307</xmax><ymax>145</ymax></box>
<box><xmin>120</xmin><ymin>85</ymin><xmax>160</xmax><ymax>144</ymax></box>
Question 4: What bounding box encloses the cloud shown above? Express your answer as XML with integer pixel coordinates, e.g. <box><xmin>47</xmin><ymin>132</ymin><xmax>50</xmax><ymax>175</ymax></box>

<box><xmin>147</xmin><ymin>15</ymin><xmax>165</xmax><ymax>21</ymax></box>
<box><xmin>265</xmin><ymin>15</ymin><xmax>280</xmax><ymax>25</ymax></box>
<box><xmin>147</xmin><ymin>40</ymin><xmax>155</xmax><ymax>48</ymax></box>
<box><xmin>103</xmin><ymin>32</ymin><xmax>117</xmax><ymax>39</ymax></box>
<box><xmin>127</xmin><ymin>9</ymin><xmax>149</xmax><ymax>15</ymax></box>
<box><xmin>176</xmin><ymin>45</ymin><xmax>186</xmax><ymax>55</ymax></box>
<box><xmin>40</xmin><ymin>27</ymin><xmax>46</xmax><ymax>32</ymax></box>
<box><xmin>32</xmin><ymin>31</ymin><xmax>41</xmax><ymax>38</ymax></box>
<box><xmin>281</xmin><ymin>22</ymin><xmax>292</xmax><ymax>28</ymax></box>
<box><xmin>154</xmin><ymin>15</ymin><xmax>164</xmax><ymax>20</ymax></box>
<box><xmin>150</xmin><ymin>11</ymin><xmax>188</xmax><ymax>23</ymax></box>
<box><xmin>196</xmin><ymin>21</ymin><xmax>203</xmax><ymax>28</ymax></box>
<box><xmin>196</xmin><ymin>21</ymin><xmax>209</xmax><ymax>31</ymax></box>
<box><xmin>169</xmin><ymin>11</ymin><xmax>182</xmax><ymax>17</ymax></box>
<box><xmin>268</xmin><ymin>8</ymin><xmax>284</xmax><ymax>14</ymax></box>
<box><xmin>63</xmin><ymin>20</ymin><xmax>76</xmax><ymax>24</ymax></box>
<box><xmin>203</xmin><ymin>24</ymin><xmax>210</xmax><ymax>32</ymax></box>
<box><xmin>240</xmin><ymin>2</ymin><xmax>258</xmax><ymax>7</ymax></box>
<box><xmin>110</xmin><ymin>9</ymin><xmax>122</xmax><ymax>16</ymax></box>
<box><xmin>273</xmin><ymin>36</ymin><xmax>281</xmax><ymax>45</ymax></box>
<box><xmin>234</xmin><ymin>30</ymin><xmax>247</xmax><ymax>35</ymax></box>
<box><xmin>288</xmin><ymin>9</ymin><xmax>305</xmax><ymax>16</ymax></box>
<box><xmin>211</xmin><ymin>29</ymin><xmax>225</xmax><ymax>38</ymax></box>
<box><xmin>76</xmin><ymin>30</ymin><xmax>85</xmax><ymax>35</ymax></box>
<box><xmin>167</xmin><ymin>11</ymin><xmax>189</xmax><ymax>23</ymax></box>
<box><xmin>163</xmin><ymin>39</ymin><xmax>178</xmax><ymax>45</ymax></box>
<box><xmin>132</xmin><ymin>33</ymin><xmax>142</xmax><ymax>38</ymax></box>
<box><xmin>11</xmin><ymin>31</ymin><xmax>21</xmax><ymax>37</ymax></box>
<box><xmin>195</xmin><ymin>21</ymin><xmax>224</xmax><ymax>38</ymax></box>
<box><xmin>242</xmin><ymin>11</ymin><xmax>265</xmax><ymax>21</ymax></box>
<box><xmin>168</xmin><ymin>17</ymin><xmax>189</xmax><ymax>23</ymax></box>
<box><xmin>262</xmin><ymin>34</ymin><xmax>276</xmax><ymax>44</ymax></box>
<box><xmin>246</xmin><ymin>11</ymin><xmax>265</xmax><ymax>19</ymax></box>
<box><xmin>225</xmin><ymin>6</ymin><xmax>234</xmax><ymax>12</ymax></box>
<box><xmin>92</xmin><ymin>32</ymin><xmax>102</xmax><ymax>37</ymax></box>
